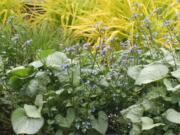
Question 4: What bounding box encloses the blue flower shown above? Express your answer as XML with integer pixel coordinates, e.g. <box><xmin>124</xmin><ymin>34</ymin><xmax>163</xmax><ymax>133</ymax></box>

<box><xmin>83</xmin><ymin>42</ymin><xmax>90</xmax><ymax>48</ymax></box>
<box><xmin>132</xmin><ymin>13</ymin><xmax>139</xmax><ymax>18</ymax></box>
<box><xmin>64</xmin><ymin>47</ymin><xmax>75</xmax><ymax>52</ymax></box>
<box><xmin>163</xmin><ymin>20</ymin><xmax>172</xmax><ymax>27</ymax></box>
<box><xmin>61</xmin><ymin>64</ymin><xmax>69</xmax><ymax>70</ymax></box>
<box><xmin>133</xmin><ymin>44</ymin><xmax>137</xmax><ymax>48</ymax></box>
<box><xmin>137</xmin><ymin>49</ymin><xmax>142</xmax><ymax>54</ymax></box>
<box><xmin>96</xmin><ymin>45</ymin><xmax>100</xmax><ymax>50</ymax></box>
<box><xmin>101</xmin><ymin>48</ymin><xmax>107</xmax><ymax>55</ymax></box>
<box><xmin>91</xmin><ymin>107</ymin><xmax>96</xmax><ymax>113</ymax></box>
<box><xmin>144</xmin><ymin>17</ymin><xmax>150</xmax><ymax>24</ymax></box>
<box><xmin>135</xmin><ymin>33</ymin><xmax>139</xmax><ymax>39</ymax></box>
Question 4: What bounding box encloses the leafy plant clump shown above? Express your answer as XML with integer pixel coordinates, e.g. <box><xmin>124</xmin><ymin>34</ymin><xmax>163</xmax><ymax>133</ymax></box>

<box><xmin>0</xmin><ymin>0</ymin><xmax>180</xmax><ymax>135</ymax></box>
<box><xmin>1</xmin><ymin>43</ymin><xmax>179</xmax><ymax>134</ymax></box>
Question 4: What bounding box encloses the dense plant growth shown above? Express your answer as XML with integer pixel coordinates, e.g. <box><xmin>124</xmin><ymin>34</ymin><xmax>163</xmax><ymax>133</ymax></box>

<box><xmin>0</xmin><ymin>0</ymin><xmax>180</xmax><ymax>135</ymax></box>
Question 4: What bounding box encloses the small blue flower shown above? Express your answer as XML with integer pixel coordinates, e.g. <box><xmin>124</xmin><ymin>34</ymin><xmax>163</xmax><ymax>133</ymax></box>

<box><xmin>61</xmin><ymin>64</ymin><xmax>69</xmax><ymax>70</ymax></box>
<box><xmin>132</xmin><ymin>13</ymin><xmax>139</xmax><ymax>18</ymax></box>
<box><xmin>137</xmin><ymin>49</ymin><xmax>142</xmax><ymax>54</ymax></box>
<box><xmin>83</xmin><ymin>42</ymin><xmax>90</xmax><ymax>48</ymax></box>
<box><xmin>85</xmin><ymin>122</ymin><xmax>92</xmax><ymax>129</ymax></box>
<box><xmin>64</xmin><ymin>47</ymin><xmax>75</xmax><ymax>52</ymax></box>
<box><xmin>101</xmin><ymin>48</ymin><xmax>107</xmax><ymax>55</ymax></box>
<box><xmin>96</xmin><ymin>45</ymin><xmax>100</xmax><ymax>50</ymax></box>
<box><xmin>163</xmin><ymin>20</ymin><xmax>172</xmax><ymax>27</ymax></box>
<box><xmin>102</xmin><ymin>43</ymin><xmax>106</xmax><ymax>48</ymax></box>
<box><xmin>133</xmin><ymin>44</ymin><xmax>137</xmax><ymax>48</ymax></box>
<box><xmin>135</xmin><ymin>33</ymin><xmax>139</xmax><ymax>39</ymax></box>
<box><xmin>91</xmin><ymin>107</ymin><xmax>96</xmax><ymax>113</ymax></box>
<box><xmin>144</xmin><ymin>17</ymin><xmax>150</xmax><ymax>24</ymax></box>
<box><xmin>127</xmin><ymin>48</ymin><xmax>133</xmax><ymax>53</ymax></box>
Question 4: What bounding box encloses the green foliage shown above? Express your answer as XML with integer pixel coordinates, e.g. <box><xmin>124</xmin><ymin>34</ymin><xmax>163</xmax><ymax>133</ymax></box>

<box><xmin>0</xmin><ymin>1</ymin><xmax>180</xmax><ymax>135</ymax></box>
<box><xmin>11</xmin><ymin>108</ymin><xmax>44</xmax><ymax>134</ymax></box>
<box><xmin>1</xmin><ymin>45</ymin><xmax>178</xmax><ymax>134</ymax></box>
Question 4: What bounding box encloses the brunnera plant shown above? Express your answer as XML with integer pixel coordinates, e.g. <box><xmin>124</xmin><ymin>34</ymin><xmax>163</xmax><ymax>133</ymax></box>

<box><xmin>6</xmin><ymin>46</ymin><xmax>180</xmax><ymax>135</ymax></box>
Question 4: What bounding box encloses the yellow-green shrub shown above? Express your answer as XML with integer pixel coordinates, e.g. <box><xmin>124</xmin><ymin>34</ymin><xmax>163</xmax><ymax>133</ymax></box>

<box><xmin>0</xmin><ymin>0</ymin><xmax>25</xmax><ymax>24</ymax></box>
<box><xmin>71</xmin><ymin>0</ymin><xmax>180</xmax><ymax>47</ymax></box>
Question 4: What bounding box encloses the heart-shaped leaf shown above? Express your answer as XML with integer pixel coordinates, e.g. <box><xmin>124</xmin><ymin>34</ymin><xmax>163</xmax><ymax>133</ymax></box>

<box><xmin>72</xmin><ymin>64</ymin><xmax>80</xmax><ymax>86</ymax></box>
<box><xmin>127</xmin><ymin>65</ymin><xmax>143</xmax><ymax>80</ymax></box>
<box><xmin>35</xmin><ymin>94</ymin><xmax>43</xmax><ymax>107</ymax></box>
<box><xmin>8</xmin><ymin>66</ymin><xmax>34</xmax><ymax>78</ymax></box>
<box><xmin>46</xmin><ymin>52</ymin><xmax>71</xmax><ymax>68</ymax></box>
<box><xmin>24</xmin><ymin>104</ymin><xmax>41</xmax><ymax>118</ymax></box>
<box><xmin>55</xmin><ymin>108</ymin><xmax>75</xmax><ymax>128</ymax></box>
<box><xmin>91</xmin><ymin>111</ymin><xmax>108</xmax><ymax>135</ymax></box>
<box><xmin>29</xmin><ymin>60</ymin><xmax>43</xmax><ymax>69</ymax></box>
<box><xmin>135</xmin><ymin>64</ymin><xmax>169</xmax><ymax>85</ymax></box>
<box><xmin>129</xmin><ymin>124</ymin><xmax>141</xmax><ymax>135</ymax></box>
<box><xmin>11</xmin><ymin>108</ymin><xmax>44</xmax><ymax>134</ymax></box>
<box><xmin>165</xmin><ymin>108</ymin><xmax>180</xmax><ymax>124</ymax></box>
<box><xmin>171</xmin><ymin>69</ymin><xmax>180</xmax><ymax>80</ymax></box>
<box><xmin>163</xmin><ymin>79</ymin><xmax>180</xmax><ymax>92</ymax></box>
<box><xmin>141</xmin><ymin>117</ymin><xmax>164</xmax><ymax>130</ymax></box>
<box><xmin>121</xmin><ymin>104</ymin><xmax>144</xmax><ymax>123</ymax></box>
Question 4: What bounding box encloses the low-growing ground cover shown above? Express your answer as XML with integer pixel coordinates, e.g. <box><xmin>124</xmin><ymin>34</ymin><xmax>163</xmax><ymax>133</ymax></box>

<box><xmin>0</xmin><ymin>0</ymin><xmax>180</xmax><ymax>135</ymax></box>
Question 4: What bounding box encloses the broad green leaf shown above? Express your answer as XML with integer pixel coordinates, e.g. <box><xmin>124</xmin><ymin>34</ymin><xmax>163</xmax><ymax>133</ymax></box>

<box><xmin>91</xmin><ymin>111</ymin><xmax>108</xmax><ymax>135</ymax></box>
<box><xmin>166</xmin><ymin>108</ymin><xmax>180</xmax><ymax>124</ymax></box>
<box><xmin>99</xmin><ymin>78</ymin><xmax>109</xmax><ymax>87</ymax></box>
<box><xmin>127</xmin><ymin>65</ymin><xmax>143</xmax><ymax>80</ymax></box>
<box><xmin>145</xmin><ymin>86</ymin><xmax>166</xmax><ymax>99</ymax></box>
<box><xmin>35</xmin><ymin>71</ymin><xmax>50</xmax><ymax>85</ymax></box>
<box><xmin>72</xmin><ymin>64</ymin><xmax>81</xmax><ymax>86</ymax></box>
<box><xmin>11</xmin><ymin>108</ymin><xmax>44</xmax><ymax>134</ymax></box>
<box><xmin>171</xmin><ymin>69</ymin><xmax>180</xmax><ymax>80</ymax></box>
<box><xmin>26</xmin><ymin>76</ymin><xmax>47</xmax><ymax>96</ymax></box>
<box><xmin>121</xmin><ymin>105</ymin><xmax>144</xmax><ymax>123</ymax></box>
<box><xmin>160</xmin><ymin>48</ymin><xmax>179</xmax><ymax>67</ymax></box>
<box><xmin>46</xmin><ymin>52</ymin><xmax>70</xmax><ymax>68</ymax></box>
<box><xmin>163</xmin><ymin>79</ymin><xmax>173</xmax><ymax>90</ymax></box>
<box><xmin>29</xmin><ymin>60</ymin><xmax>43</xmax><ymax>69</ymax></box>
<box><xmin>35</xmin><ymin>94</ymin><xmax>43</xmax><ymax>107</ymax></box>
<box><xmin>163</xmin><ymin>79</ymin><xmax>180</xmax><ymax>92</ymax></box>
<box><xmin>8</xmin><ymin>66</ymin><xmax>34</xmax><ymax>78</ymax></box>
<box><xmin>141</xmin><ymin>117</ymin><xmax>164</xmax><ymax>130</ymax></box>
<box><xmin>24</xmin><ymin>104</ymin><xmax>41</xmax><ymax>118</ymax></box>
<box><xmin>142</xmin><ymin>100</ymin><xmax>153</xmax><ymax>111</ymax></box>
<box><xmin>55</xmin><ymin>89</ymin><xmax>65</xmax><ymax>95</ymax></box>
<box><xmin>55</xmin><ymin>108</ymin><xmax>75</xmax><ymax>128</ymax></box>
<box><xmin>27</xmin><ymin>79</ymin><xmax>40</xmax><ymax>96</ymax></box>
<box><xmin>135</xmin><ymin>64</ymin><xmax>169</xmax><ymax>85</ymax></box>
<box><xmin>130</xmin><ymin>124</ymin><xmax>141</xmax><ymax>135</ymax></box>
<box><xmin>8</xmin><ymin>76</ymin><xmax>26</xmax><ymax>90</ymax></box>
